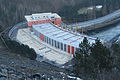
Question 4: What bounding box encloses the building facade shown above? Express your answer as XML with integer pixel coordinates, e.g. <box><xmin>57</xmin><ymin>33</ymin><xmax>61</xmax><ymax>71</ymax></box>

<box><xmin>25</xmin><ymin>13</ymin><xmax>95</xmax><ymax>55</ymax></box>
<box><xmin>32</xmin><ymin>23</ymin><xmax>95</xmax><ymax>55</ymax></box>
<box><xmin>25</xmin><ymin>13</ymin><xmax>62</xmax><ymax>26</ymax></box>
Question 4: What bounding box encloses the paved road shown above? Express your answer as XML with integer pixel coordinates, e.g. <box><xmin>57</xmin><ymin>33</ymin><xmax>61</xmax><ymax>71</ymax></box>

<box><xmin>68</xmin><ymin>9</ymin><xmax>120</xmax><ymax>28</ymax></box>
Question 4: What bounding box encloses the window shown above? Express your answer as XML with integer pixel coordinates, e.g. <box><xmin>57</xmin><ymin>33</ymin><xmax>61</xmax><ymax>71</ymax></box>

<box><xmin>47</xmin><ymin>37</ymin><xmax>49</xmax><ymax>44</ymax></box>
<box><xmin>64</xmin><ymin>44</ymin><xmax>66</xmax><ymax>51</ymax></box>
<box><xmin>55</xmin><ymin>41</ymin><xmax>57</xmax><ymax>48</ymax></box>
<box><xmin>49</xmin><ymin>38</ymin><xmax>51</xmax><ymax>45</ymax></box>
<box><xmin>58</xmin><ymin>42</ymin><xmax>60</xmax><ymax>49</ymax></box>
<box><xmin>56</xmin><ymin>42</ymin><xmax>58</xmax><ymax>48</ymax></box>
<box><xmin>48</xmin><ymin>38</ymin><xmax>49</xmax><ymax>44</ymax></box>
<box><xmin>52</xmin><ymin>39</ymin><xmax>54</xmax><ymax>46</ymax></box>
<box><xmin>45</xmin><ymin>36</ymin><xmax>46</xmax><ymax>42</ymax></box>
<box><xmin>61</xmin><ymin>43</ymin><xmax>63</xmax><ymax>50</ymax></box>
<box><xmin>51</xmin><ymin>16</ymin><xmax>55</xmax><ymax>19</ymax></box>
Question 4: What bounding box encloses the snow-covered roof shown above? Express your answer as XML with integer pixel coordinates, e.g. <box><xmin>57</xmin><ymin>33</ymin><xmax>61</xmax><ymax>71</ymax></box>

<box><xmin>25</xmin><ymin>13</ymin><xmax>61</xmax><ymax>22</ymax></box>
<box><xmin>33</xmin><ymin>23</ymin><xmax>96</xmax><ymax>48</ymax></box>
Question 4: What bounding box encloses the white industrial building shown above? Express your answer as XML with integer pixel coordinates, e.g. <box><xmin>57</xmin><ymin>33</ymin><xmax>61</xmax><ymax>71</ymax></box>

<box><xmin>25</xmin><ymin>13</ymin><xmax>96</xmax><ymax>55</ymax></box>
<box><xmin>32</xmin><ymin>23</ymin><xmax>95</xmax><ymax>54</ymax></box>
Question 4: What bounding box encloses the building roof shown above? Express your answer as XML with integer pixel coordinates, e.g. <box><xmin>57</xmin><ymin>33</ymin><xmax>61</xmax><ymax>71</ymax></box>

<box><xmin>33</xmin><ymin>23</ymin><xmax>96</xmax><ymax>48</ymax></box>
<box><xmin>25</xmin><ymin>13</ymin><xmax>61</xmax><ymax>22</ymax></box>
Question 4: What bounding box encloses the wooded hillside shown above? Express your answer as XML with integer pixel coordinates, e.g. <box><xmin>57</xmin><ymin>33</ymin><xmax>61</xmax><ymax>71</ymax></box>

<box><xmin>0</xmin><ymin>0</ymin><xmax>120</xmax><ymax>30</ymax></box>
<box><xmin>0</xmin><ymin>0</ymin><xmax>81</xmax><ymax>28</ymax></box>
<box><xmin>59</xmin><ymin>0</ymin><xmax>120</xmax><ymax>23</ymax></box>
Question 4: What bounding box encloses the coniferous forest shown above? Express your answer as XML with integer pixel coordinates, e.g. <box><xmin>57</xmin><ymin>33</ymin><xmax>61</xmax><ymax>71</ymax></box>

<box><xmin>73</xmin><ymin>37</ymin><xmax>120</xmax><ymax>80</ymax></box>
<box><xmin>58</xmin><ymin>0</ymin><xmax>120</xmax><ymax>23</ymax></box>
<box><xmin>0</xmin><ymin>0</ymin><xmax>120</xmax><ymax>30</ymax></box>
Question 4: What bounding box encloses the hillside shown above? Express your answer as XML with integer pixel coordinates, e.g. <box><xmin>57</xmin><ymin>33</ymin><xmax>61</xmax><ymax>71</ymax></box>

<box><xmin>0</xmin><ymin>0</ymin><xmax>120</xmax><ymax>30</ymax></box>
<box><xmin>58</xmin><ymin>0</ymin><xmax>120</xmax><ymax>23</ymax></box>
<box><xmin>0</xmin><ymin>0</ymin><xmax>81</xmax><ymax>29</ymax></box>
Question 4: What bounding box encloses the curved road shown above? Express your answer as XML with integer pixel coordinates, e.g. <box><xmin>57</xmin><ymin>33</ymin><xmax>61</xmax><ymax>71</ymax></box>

<box><xmin>8</xmin><ymin>9</ymin><xmax>120</xmax><ymax>43</ymax></box>
<box><xmin>68</xmin><ymin>9</ymin><xmax>120</xmax><ymax>28</ymax></box>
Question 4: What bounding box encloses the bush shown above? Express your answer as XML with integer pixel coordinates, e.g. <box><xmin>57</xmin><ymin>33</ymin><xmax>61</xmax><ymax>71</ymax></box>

<box><xmin>3</xmin><ymin>37</ymin><xmax>37</xmax><ymax>60</ymax></box>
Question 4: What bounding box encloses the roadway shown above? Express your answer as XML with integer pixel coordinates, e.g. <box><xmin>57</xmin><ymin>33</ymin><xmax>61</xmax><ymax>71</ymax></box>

<box><xmin>67</xmin><ymin>9</ymin><xmax>120</xmax><ymax>29</ymax></box>
<box><xmin>8</xmin><ymin>21</ymin><xmax>73</xmax><ymax>66</ymax></box>
<box><xmin>8</xmin><ymin>9</ymin><xmax>120</xmax><ymax>45</ymax></box>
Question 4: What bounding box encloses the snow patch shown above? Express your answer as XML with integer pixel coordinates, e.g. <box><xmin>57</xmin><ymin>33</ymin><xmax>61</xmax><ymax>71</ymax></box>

<box><xmin>96</xmin><ymin>5</ymin><xmax>103</xmax><ymax>9</ymax></box>
<box><xmin>67</xmin><ymin>75</ymin><xmax>82</xmax><ymax>80</ymax></box>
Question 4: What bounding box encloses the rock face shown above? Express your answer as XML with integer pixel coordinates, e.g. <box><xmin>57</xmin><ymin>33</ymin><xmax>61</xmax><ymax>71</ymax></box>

<box><xmin>0</xmin><ymin>64</ymin><xmax>58</xmax><ymax>80</ymax></box>
<box><xmin>0</xmin><ymin>64</ymin><xmax>28</xmax><ymax>80</ymax></box>
<box><xmin>0</xmin><ymin>50</ymin><xmax>71</xmax><ymax>80</ymax></box>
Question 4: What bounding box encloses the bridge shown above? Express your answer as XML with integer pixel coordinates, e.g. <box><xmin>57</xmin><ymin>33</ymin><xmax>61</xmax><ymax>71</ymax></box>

<box><xmin>67</xmin><ymin>9</ymin><xmax>120</xmax><ymax>32</ymax></box>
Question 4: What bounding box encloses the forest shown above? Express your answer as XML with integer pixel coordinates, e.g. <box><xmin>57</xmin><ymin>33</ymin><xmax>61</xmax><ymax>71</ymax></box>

<box><xmin>73</xmin><ymin>37</ymin><xmax>120</xmax><ymax>80</ymax></box>
<box><xmin>58</xmin><ymin>0</ymin><xmax>120</xmax><ymax>23</ymax></box>
<box><xmin>0</xmin><ymin>0</ymin><xmax>120</xmax><ymax>30</ymax></box>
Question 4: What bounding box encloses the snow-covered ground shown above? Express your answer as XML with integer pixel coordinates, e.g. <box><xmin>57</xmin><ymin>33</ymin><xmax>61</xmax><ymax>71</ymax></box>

<box><xmin>16</xmin><ymin>28</ymin><xmax>73</xmax><ymax>65</ymax></box>
<box><xmin>91</xmin><ymin>23</ymin><xmax>120</xmax><ymax>42</ymax></box>
<box><xmin>67</xmin><ymin>75</ymin><xmax>82</xmax><ymax>80</ymax></box>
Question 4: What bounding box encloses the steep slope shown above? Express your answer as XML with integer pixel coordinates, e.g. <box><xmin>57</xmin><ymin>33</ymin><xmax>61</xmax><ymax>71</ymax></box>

<box><xmin>0</xmin><ymin>0</ymin><xmax>82</xmax><ymax>29</ymax></box>
<box><xmin>0</xmin><ymin>0</ymin><xmax>120</xmax><ymax>30</ymax></box>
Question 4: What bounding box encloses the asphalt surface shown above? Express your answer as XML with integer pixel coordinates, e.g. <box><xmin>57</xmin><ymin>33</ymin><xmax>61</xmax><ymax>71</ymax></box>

<box><xmin>68</xmin><ymin>9</ymin><xmax>120</xmax><ymax>27</ymax></box>
<box><xmin>1</xmin><ymin>22</ymin><xmax>75</xmax><ymax>80</ymax></box>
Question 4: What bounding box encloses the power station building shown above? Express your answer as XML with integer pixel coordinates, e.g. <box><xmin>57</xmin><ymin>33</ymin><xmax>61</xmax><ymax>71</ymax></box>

<box><xmin>25</xmin><ymin>13</ymin><xmax>95</xmax><ymax>55</ymax></box>
<box><xmin>25</xmin><ymin>13</ymin><xmax>62</xmax><ymax>26</ymax></box>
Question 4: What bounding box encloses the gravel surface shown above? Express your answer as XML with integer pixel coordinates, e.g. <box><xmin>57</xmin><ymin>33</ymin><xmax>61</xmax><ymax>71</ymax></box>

<box><xmin>0</xmin><ymin>49</ymin><xmax>72</xmax><ymax>80</ymax></box>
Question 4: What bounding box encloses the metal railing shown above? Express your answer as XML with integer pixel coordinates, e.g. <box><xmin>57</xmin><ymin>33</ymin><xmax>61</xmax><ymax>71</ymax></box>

<box><xmin>8</xmin><ymin>21</ymin><xmax>27</xmax><ymax>39</ymax></box>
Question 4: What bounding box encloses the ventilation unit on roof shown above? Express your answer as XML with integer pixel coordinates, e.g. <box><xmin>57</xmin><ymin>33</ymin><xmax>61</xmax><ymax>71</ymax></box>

<box><xmin>51</xmin><ymin>16</ymin><xmax>54</xmax><ymax>18</ymax></box>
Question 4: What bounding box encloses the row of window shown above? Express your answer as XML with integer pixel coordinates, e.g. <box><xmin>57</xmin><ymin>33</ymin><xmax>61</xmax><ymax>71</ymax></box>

<box><xmin>31</xmin><ymin>20</ymin><xmax>51</xmax><ymax>24</ymax></box>
<box><xmin>44</xmin><ymin>36</ymin><xmax>66</xmax><ymax>51</ymax></box>
<box><xmin>37</xmin><ymin>32</ymin><xmax>75</xmax><ymax>54</ymax></box>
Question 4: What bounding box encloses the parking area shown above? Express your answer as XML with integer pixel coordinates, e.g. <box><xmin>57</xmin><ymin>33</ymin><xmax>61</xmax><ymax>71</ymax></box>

<box><xmin>16</xmin><ymin>28</ymin><xmax>73</xmax><ymax>65</ymax></box>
